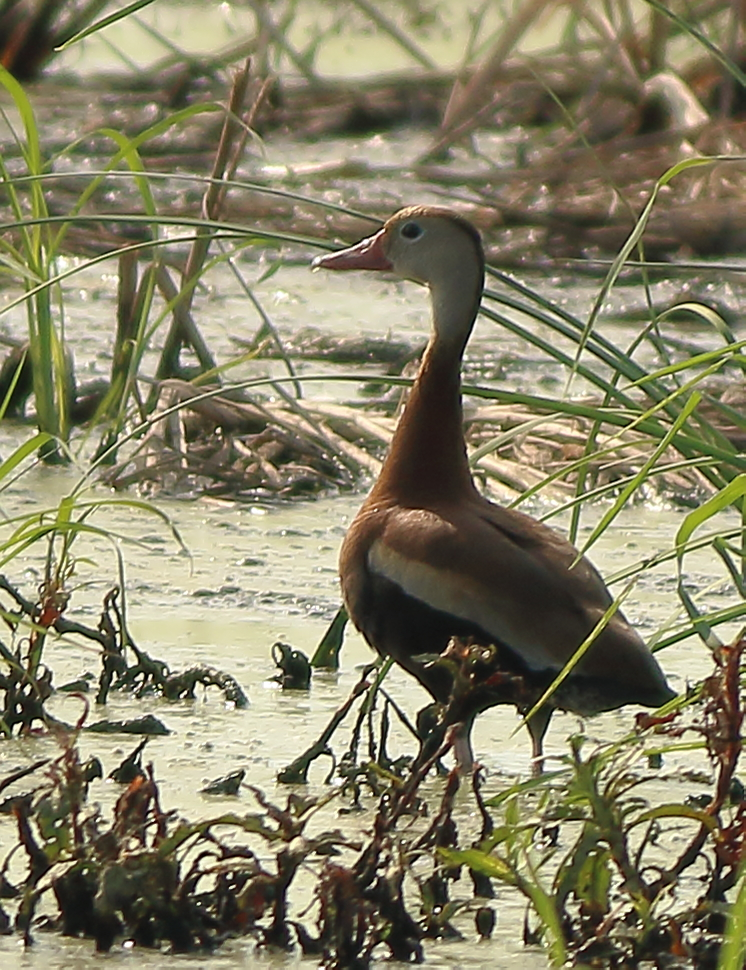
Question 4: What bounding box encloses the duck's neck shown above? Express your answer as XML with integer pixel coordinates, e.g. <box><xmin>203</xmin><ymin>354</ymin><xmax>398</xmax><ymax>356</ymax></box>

<box><xmin>371</xmin><ymin>286</ymin><xmax>480</xmax><ymax>507</ymax></box>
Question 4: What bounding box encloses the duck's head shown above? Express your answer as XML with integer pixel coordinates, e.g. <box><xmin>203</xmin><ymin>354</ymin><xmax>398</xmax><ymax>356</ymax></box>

<box><xmin>313</xmin><ymin>206</ymin><xmax>484</xmax><ymax>290</ymax></box>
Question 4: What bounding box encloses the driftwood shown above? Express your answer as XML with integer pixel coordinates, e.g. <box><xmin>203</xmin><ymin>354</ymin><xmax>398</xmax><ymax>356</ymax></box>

<box><xmin>100</xmin><ymin>372</ymin><xmax>743</xmax><ymax>503</ymax></box>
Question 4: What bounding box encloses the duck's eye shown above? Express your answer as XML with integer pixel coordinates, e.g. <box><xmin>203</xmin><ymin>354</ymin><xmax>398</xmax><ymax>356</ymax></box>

<box><xmin>400</xmin><ymin>221</ymin><xmax>423</xmax><ymax>240</ymax></box>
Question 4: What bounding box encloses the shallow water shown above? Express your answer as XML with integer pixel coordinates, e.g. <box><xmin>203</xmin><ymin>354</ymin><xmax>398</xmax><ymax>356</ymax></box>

<box><xmin>55</xmin><ymin>1</ymin><xmax>561</xmax><ymax>81</ymax></box>
<box><xmin>0</xmin><ymin>242</ymin><xmax>741</xmax><ymax>966</ymax></box>
<box><xmin>0</xmin><ymin>473</ymin><xmax>729</xmax><ymax>970</ymax></box>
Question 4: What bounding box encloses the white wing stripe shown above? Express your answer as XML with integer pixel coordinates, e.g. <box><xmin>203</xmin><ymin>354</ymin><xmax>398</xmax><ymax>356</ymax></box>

<box><xmin>368</xmin><ymin>539</ymin><xmax>555</xmax><ymax>670</ymax></box>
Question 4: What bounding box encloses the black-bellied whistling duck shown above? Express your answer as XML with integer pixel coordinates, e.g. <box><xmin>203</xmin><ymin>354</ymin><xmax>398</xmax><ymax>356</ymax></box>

<box><xmin>313</xmin><ymin>206</ymin><xmax>675</xmax><ymax>771</ymax></box>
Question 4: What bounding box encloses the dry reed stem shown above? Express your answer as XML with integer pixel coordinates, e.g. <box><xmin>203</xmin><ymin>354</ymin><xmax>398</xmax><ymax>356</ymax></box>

<box><xmin>433</xmin><ymin>0</ymin><xmax>548</xmax><ymax>159</ymax></box>
<box><xmin>155</xmin><ymin>60</ymin><xmax>259</xmax><ymax>383</ymax></box>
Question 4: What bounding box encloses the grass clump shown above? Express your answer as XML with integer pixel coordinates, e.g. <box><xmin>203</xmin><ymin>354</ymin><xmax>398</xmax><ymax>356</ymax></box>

<box><xmin>445</xmin><ymin>635</ymin><xmax>744</xmax><ymax>967</ymax></box>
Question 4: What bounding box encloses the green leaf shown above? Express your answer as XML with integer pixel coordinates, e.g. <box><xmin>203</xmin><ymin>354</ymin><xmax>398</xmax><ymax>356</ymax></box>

<box><xmin>310</xmin><ymin>605</ymin><xmax>348</xmax><ymax>668</ymax></box>
<box><xmin>56</xmin><ymin>0</ymin><xmax>159</xmax><ymax>50</ymax></box>
<box><xmin>656</xmin><ymin>301</ymin><xmax>737</xmax><ymax>344</ymax></box>
<box><xmin>0</xmin><ymin>65</ymin><xmax>42</xmax><ymax>177</ymax></box>
<box><xmin>719</xmin><ymin>863</ymin><xmax>746</xmax><ymax>970</ymax></box>
<box><xmin>577</xmin><ymin>391</ymin><xmax>702</xmax><ymax>560</ymax></box>
<box><xmin>0</xmin><ymin>433</ymin><xmax>52</xmax><ymax>481</ymax></box>
<box><xmin>438</xmin><ymin>847</ymin><xmax>515</xmax><ymax>882</ymax></box>
<box><xmin>632</xmin><ymin>803</ymin><xmax>717</xmax><ymax>828</ymax></box>
<box><xmin>571</xmin><ymin>156</ymin><xmax>725</xmax><ymax>387</ymax></box>
<box><xmin>676</xmin><ymin>475</ymin><xmax>746</xmax><ymax>551</ymax></box>
<box><xmin>521</xmin><ymin>579</ymin><xmax>638</xmax><ymax>724</ymax></box>
<box><xmin>485</xmin><ymin>770</ymin><xmax>569</xmax><ymax>807</ymax></box>
<box><xmin>156</xmin><ymin>813</ymin><xmax>283</xmax><ymax>858</ymax></box>
<box><xmin>624</xmin><ymin>340</ymin><xmax>746</xmax><ymax>386</ymax></box>
<box><xmin>643</xmin><ymin>2</ymin><xmax>746</xmax><ymax>90</ymax></box>
<box><xmin>95</xmin><ymin>128</ymin><xmax>158</xmax><ymax>219</ymax></box>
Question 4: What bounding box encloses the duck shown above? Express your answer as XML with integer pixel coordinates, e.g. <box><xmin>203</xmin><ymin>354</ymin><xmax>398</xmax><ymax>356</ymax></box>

<box><xmin>312</xmin><ymin>205</ymin><xmax>675</xmax><ymax>772</ymax></box>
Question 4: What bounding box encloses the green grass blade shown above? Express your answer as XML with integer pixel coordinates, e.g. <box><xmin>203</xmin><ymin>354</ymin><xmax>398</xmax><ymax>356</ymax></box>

<box><xmin>676</xmin><ymin>475</ymin><xmax>746</xmax><ymax>552</ymax></box>
<box><xmin>483</xmin><ymin>285</ymin><xmax>672</xmax><ymax>406</ymax></box>
<box><xmin>520</xmin><ymin>579</ymin><xmax>638</xmax><ymax>726</ymax></box>
<box><xmin>568</xmin><ymin>156</ymin><xmax>731</xmax><ymax>398</ymax></box>
<box><xmin>311</xmin><ymin>606</ymin><xmax>349</xmax><ymax>669</ymax></box>
<box><xmin>0</xmin><ymin>434</ymin><xmax>52</xmax><ymax>481</ymax></box>
<box><xmin>576</xmin><ymin>392</ymin><xmax>702</xmax><ymax>560</ymax></box>
<box><xmin>56</xmin><ymin>0</ymin><xmax>158</xmax><ymax>50</ymax></box>
<box><xmin>644</xmin><ymin>0</ymin><xmax>746</xmax><ymax>89</ymax></box>
<box><xmin>656</xmin><ymin>301</ymin><xmax>737</xmax><ymax>344</ymax></box>
<box><xmin>718</xmin><ymin>864</ymin><xmax>746</xmax><ymax>970</ymax></box>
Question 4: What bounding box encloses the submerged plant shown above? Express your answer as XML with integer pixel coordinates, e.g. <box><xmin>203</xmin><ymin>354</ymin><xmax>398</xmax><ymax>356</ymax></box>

<box><xmin>1</xmin><ymin>723</ymin><xmax>351</xmax><ymax>953</ymax></box>
<box><xmin>0</xmin><ymin>7</ymin><xmax>744</xmax><ymax>968</ymax></box>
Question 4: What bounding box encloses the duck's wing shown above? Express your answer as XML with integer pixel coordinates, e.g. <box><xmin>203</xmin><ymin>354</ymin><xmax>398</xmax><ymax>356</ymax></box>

<box><xmin>365</xmin><ymin>498</ymin><xmax>669</xmax><ymax>700</ymax></box>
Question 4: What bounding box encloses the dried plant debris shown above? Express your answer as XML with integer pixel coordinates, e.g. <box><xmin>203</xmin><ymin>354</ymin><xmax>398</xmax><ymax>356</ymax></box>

<box><xmin>248</xmin><ymin>326</ymin><xmax>423</xmax><ymax>370</ymax></box>
<box><xmin>0</xmin><ymin>735</ymin><xmax>359</xmax><ymax>956</ymax></box>
<box><xmin>102</xmin><ymin>379</ymin><xmax>382</xmax><ymax>500</ymax></box>
<box><xmin>15</xmin><ymin>62</ymin><xmax>746</xmax><ymax>268</ymax></box>
<box><xmin>467</xmin><ymin>398</ymin><xmax>740</xmax><ymax>504</ymax></box>
<box><xmin>9</xmin><ymin>33</ymin><xmax>746</xmax><ymax>277</ymax></box>
<box><xmin>0</xmin><ymin>577</ymin><xmax>247</xmax><ymax>736</ymax></box>
<box><xmin>98</xmin><ymin>374</ymin><xmax>739</xmax><ymax>504</ymax></box>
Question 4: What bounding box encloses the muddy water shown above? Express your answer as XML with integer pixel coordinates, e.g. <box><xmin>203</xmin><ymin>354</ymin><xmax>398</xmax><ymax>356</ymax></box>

<box><xmin>0</xmin><ymin>239</ymin><xmax>740</xmax><ymax>969</ymax></box>
<box><xmin>0</xmin><ymin>476</ymin><xmax>729</xmax><ymax>970</ymax></box>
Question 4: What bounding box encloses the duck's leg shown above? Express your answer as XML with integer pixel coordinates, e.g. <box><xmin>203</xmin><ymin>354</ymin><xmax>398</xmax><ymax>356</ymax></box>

<box><xmin>451</xmin><ymin>716</ymin><xmax>476</xmax><ymax>774</ymax></box>
<box><xmin>414</xmin><ymin>705</ymin><xmax>476</xmax><ymax>775</ymax></box>
<box><xmin>526</xmin><ymin>705</ymin><xmax>552</xmax><ymax>777</ymax></box>
<box><xmin>415</xmin><ymin>701</ymin><xmax>449</xmax><ymax>774</ymax></box>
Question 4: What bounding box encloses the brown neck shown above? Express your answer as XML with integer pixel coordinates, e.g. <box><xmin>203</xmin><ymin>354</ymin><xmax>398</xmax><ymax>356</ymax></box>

<box><xmin>371</xmin><ymin>339</ymin><xmax>477</xmax><ymax>506</ymax></box>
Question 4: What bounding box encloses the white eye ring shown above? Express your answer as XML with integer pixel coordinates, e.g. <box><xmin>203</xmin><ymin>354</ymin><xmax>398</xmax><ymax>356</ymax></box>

<box><xmin>400</xmin><ymin>221</ymin><xmax>423</xmax><ymax>240</ymax></box>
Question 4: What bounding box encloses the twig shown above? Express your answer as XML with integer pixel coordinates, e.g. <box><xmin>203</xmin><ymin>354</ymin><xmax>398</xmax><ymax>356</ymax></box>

<box><xmin>348</xmin><ymin>0</ymin><xmax>435</xmax><ymax>71</ymax></box>
<box><xmin>426</xmin><ymin>0</ymin><xmax>546</xmax><ymax>159</ymax></box>
<box><xmin>155</xmin><ymin>60</ymin><xmax>254</xmax><ymax>385</ymax></box>
<box><xmin>277</xmin><ymin>665</ymin><xmax>375</xmax><ymax>784</ymax></box>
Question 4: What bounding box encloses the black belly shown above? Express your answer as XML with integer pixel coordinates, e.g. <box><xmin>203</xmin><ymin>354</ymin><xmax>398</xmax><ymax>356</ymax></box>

<box><xmin>350</xmin><ymin>568</ymin><xmax>538</xmax><ymax>706</ymax></box>
<box><xmin>347</xmin><ymin>569</ymin><xmax>671</xmax><ymax>717</ymax></box>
